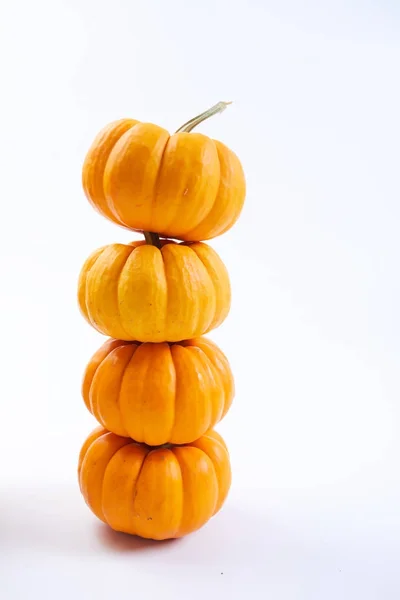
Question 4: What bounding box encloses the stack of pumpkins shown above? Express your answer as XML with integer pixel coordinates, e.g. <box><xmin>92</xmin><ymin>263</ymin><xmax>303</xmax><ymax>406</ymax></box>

<box><xmin>77</xmin><ymin>102</ymin><xmax>246</xmax><ymax>540</ymax></box>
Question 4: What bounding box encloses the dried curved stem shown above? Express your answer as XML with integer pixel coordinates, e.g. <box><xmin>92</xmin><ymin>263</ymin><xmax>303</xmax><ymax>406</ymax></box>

<box><xmin>175</xmin><ymin>100</ymin><xmax>232</xmax><ymax>133</ymax></box>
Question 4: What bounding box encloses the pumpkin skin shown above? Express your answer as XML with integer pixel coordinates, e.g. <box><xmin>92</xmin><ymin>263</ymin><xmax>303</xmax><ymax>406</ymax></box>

<box><xmin>78</xmin><ymin>239</ymin><xmax>231</xmax><ymax>342</ymax></box>
<box><xmin>82</xmin><ymin>337</ymin><xmax>234</xmax><ymax>445</ymax></box>
<box><xmin>78</xmin><ymin>426</ymin><xmax>231</xmax><ymax>540</ymax></box>
<box><xmin>82</xmin><ymin>118</ymin><xmax>246</xmax><ymax>241</ymax></box>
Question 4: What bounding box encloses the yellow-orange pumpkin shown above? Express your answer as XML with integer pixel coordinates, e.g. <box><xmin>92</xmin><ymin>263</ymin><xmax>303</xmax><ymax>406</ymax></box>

<box><xmin>78</xmin><ymin>239</ymin><xmax>230</xmax><ymax>342</ymax></box>
<box><xmin>82</xmin><ymin>337</ymin><xmax>234</xmax><ymax>445</ymax></box>
<box><xmin>78</xmin><ymin>426</ymin><xmax>231</xmax><ymax>540</ymax></box>
<box><xmin>82</xmin><ymin>102</ymin><xmax>246</xmax><ymax>241</ymax></box>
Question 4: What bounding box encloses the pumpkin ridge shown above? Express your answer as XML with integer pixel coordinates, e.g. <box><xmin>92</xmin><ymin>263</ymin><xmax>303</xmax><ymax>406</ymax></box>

<box><xmin>88</xmin><ymin>344</ymin><xmax>122</xmax><ymax>421</ymax></box>
<box><xmin>187</xmin><ymin>245</ymin><xmax>217</xmax><ymax>334</ymax></box>
<box><xmin>82</xmin><ymin>248</ymin><xmax>105</xmax><ymax>332</ymax></box>
<box><xmin>175</xmin><ymin>136</ymin><xmax>221</xmax><ymax>239</ymax></box>
<box><xmin>180</xmin><ymin>141</ymin><xmax>221</xmax><ymax>239</ymax></box>
<box><xmin>160</xmin><ymin>247</ymin><xmax>170</xmax><ymax>340</ymax></box>
<box><xmin>152</xmin><ymin>136</ymin><xmax>181</xmax><ymax>233</ymax></box>
<box><xmin>103</xmin><ymin>122</ymin><xmax>142</xmax><ymax>224</ymax></box>
<box><xmin>201</xmin><ymin>448</ymin><xmax>219</xmax><ymax>516</ymax></box>
<box><xmin>211</xmin><ymin>142</ymin><xmax>245</xmax><ymax>238</ymax></box>
<box><xmin>139</xmin><ymin>348</ymin><xmax>155</xmax><ymax>444</ymax></box>
<box><xmin>180</xmin><ymin>196</ymin><xmax>217</xmax><ymax>240</ymax></box>
<box><xmin>149</xmin><ymin>133</ymin><xmax>171</xmax><ymax>232</ymax></box>
<box><xmin>118</xmin><ymin>343</ymin><xmax>140</xmax><ymax>438</ymax></box>
<box><xmin>94</xmin><ymin>434</ymin><xmax>131</xmax><ymax>522</ymax></box>
<box><xmin>202</xmin><ymin>431</ymin><xmax>229</xmax><ymax>454</ymax></box>
<box><xmin>193</xmin><ymin>243</ymin><xmax>231</xmax><ymax>332</ymax></box>
<box><xmin>198</xmin><ymin>342</ymin><xmax>232</xmax><ymax>421</ymax></box>
<box><xmin>171</xmin><ymin>447</ymin><xmax>184</xmax><ymax>538</ymax></box>
<box><xmin>115</xmin><ymin>245</ymin><xmax>138</xmax><ymax>339</ymax></box>
<box><xmin>191</xmin><ymin>437</ymin><xmax>229</xmax><ymax>516</ymax></box>
<box><xmin>169</xmin><ymin>446</ymin><xmax>186</xmax><ymax>538</ymax></box>
<box><xmin>131</xmin><ymin>447</ymin><xmax>152</xmax><ymax>523</ymax></box>
<box><xmin>193</xmin><ymin>435</ymin><xmax>228</xmax><ymax>461</ymax></box>
<box><xmin>165</xmin><ymin>344</ymin><xmax>178</xmax><ymax>443</ymax></box>
<box><xmin>186</xmin><ymin>344</ymin><xmax>224</xmax><ymax>429</ymax></box>
<box><xmin>88</xmin><ymin>362</ymin><xmax>102</xmax><ymax>424</ymax></box>
<box><xmin>78</xmin><ymin>427</ymin><xmax>107</xmax><ymax>484</ymax></box>
<box><xmin>98</xmin><ymin>439</ymin><xmax>131</xmax><ymax>524</ymax></box>
<box><xmin>173</xmin><ymin>446</ymin><xmax>219</xmax><ymax>536</ymax></box>
<box><xmin>183</xmin><ymin>244</ymin><xmax>215</xmax><ymax>335</ymax></box>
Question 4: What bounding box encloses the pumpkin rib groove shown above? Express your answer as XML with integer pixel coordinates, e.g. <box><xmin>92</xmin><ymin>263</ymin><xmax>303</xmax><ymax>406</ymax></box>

<box><xmin>202</xmin><ymin>431</ymin><xmax>229</xmax><ymax>454</ymax></box>
<box><xmin>208</xmin><ymin>340</ymin><xmax>235</xmax><ymax>420</ymax></box>
<box><xmin>85</xmin><ymin>341</ymin><xmax>131</xmax><ymax>425</ymax></box>
<box><xmin>88</xmin><ymin>365</ymin><xmax>102</xmax><ymax>425</ymax></box>
<box><xmin>203</xmin><ymin>449</ymin><xmax>219</xmax><ymax>516</ymax></box>
<box><xmin>196</xmin><ymin>339</ymin><xmax>234</xmax><ymax>419</ymax></box>
<box><xmin>170</xmin><ymin>448</ymin><xmax>184</xmax><ymax>538</ymax></box>
<box><xmin>112</xmin><ymin>344</ymin><xmax>137</xmax><ymax>437</ymax></box>
<box><xmin>181</xmin><ymin>195</ymin><xmax>217</xmax><ymax>240</ymax></box>
<box><xmin>83</xmin><ymin>250</ymin><xmax>104</xmax><ymax>333</ymax></box>
<box><xmin>190</xmin><ymin>246</ymin><xmax>218</xmax><ymax>334</ymax></box>
<box><xmin>200</xmin><ymin>345</ymin><xmax>227</xmax><ymax>423</ymax></box>
<box><xmin>185</xmin><ymin>345</ymin><xmax>220</xmax><ymax>431</ymax></box>
<box><xmin>170</xmin><ymin>447</ymin><xmax>186</xmax><ymax>538</ymax></box>
<box><xmin>204</xmin><ymin>344</ymin><xmax>220</xmax><ymax>430</ymax></box>
<box><xmin>191</xmin><ymin>437</ymin><xmax>229</xmax><ymax>516</ymax></box>
<box><xmin>118</xmin><ymin>343</ymin><xmax>140</xmax><ymax>438</ymax></box>
<box><xmin>152</xmin><ymin>136</ymin><xmax>182</xmax><ymax>233</ymax></box>
<box><xmin>115</xmin><ymin>246</ymin><xmax>138</xmax><ymax>340</ymax></box>
<box><xmin>100</xmin><ymin>438</ymin><xmax>135</xmax><ymax>524</ymax></box>
<box><xmin>190</xmin><ymin>243</ymin><xmax>230</xmax><ymax>333</ymax></box>
<box><xmin>131</xmin><ymin>447</ymin><xmax>151</xmax><ymax>516</ymax></box>
<box><xmin>203</xmin><ymin>338</ymin><xmax>234</xmax><ymax>419</ymax></box>
<box><xmin>161</xmin><ymin>247</ymin><xmax>170</xmax><ymax>338</ymax></box>
<box><xmin>149</xmin><ymin>133</ymin><xmax>171</xmax><ymax>233</ymax></box>
<box><xmin>88</xmin><ymin>346</ymin><xmax>120</xmax><ymax>424</ymax></box>
<box><xmin>180</xmin><ymin>144</ymin><xmax>221</xmax><ymax>239</ymax></box>
<box><xmin>87</xmin><ymin>351</ymin><xmax>103</xmax><ymax>416</ymax></box>
<box><xmin>177</xmin><ymin>141</ymin><xmax>221</xmax><ymax>239</ymax></box>
<box><xmin>139</xmin><ymin>351</ymin><xmax>154</xmax><ymax>443</ymax></box>
<box><xmin>195</xmin><ymin>436</ymin><xmax>227</xmax><ymax>463</ymax></box>
<box><xmin>173</xmin><ymin>446</ymin><xmax>219</xmax><ymax>536</ymax></box>
<box><xmin>166</xmin><ymin>344</ymin><xmax>178</xmax><ymax>443</ymax></box>
<box><xmin>103</xmin><ymin>122</ymin><xmax>139</xmax><ymax>224</ymax></box>
<box><xmin>185</xmin><ymin>245</ymin><xmax>215</xmax><ymax>335</ymax></box>
<box><xmin>103</xmin><ymin>122</ymin><xmax>145</xmax><ymax>225</ymax></box>
<box><xmin>78</xmin><ymin>427</ymin><xmax>107</xmax><ymax>486</ymax></box>
<box><xmin>83</xmin><ymin>119</ymin><xmax>138</xmax><ymax>224</ymax></box>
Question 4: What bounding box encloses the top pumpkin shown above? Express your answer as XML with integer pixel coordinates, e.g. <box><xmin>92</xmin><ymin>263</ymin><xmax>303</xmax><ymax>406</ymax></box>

<box><xmin>82</xmin><ymin>102</ymin><xmax>246</xmax><ymax>241</ymax></box>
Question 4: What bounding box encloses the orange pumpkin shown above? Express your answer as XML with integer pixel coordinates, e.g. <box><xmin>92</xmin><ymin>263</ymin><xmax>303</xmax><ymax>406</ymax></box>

<box><xmin>82</xmin><ymin>101</ymin><xmax>246</xmax><ymax>241</ymax></box>
<box><xmin>78</xmin><ymin>426</ymin><xmax>231</xmax><ymax>540</ymax></box>
<box><xmin>78</xmin><ymin>239</ymin><xmax>230</xmax><ymax>342</ymax></box>
<box><xmin>82</xmin><ymin>337</ymin><xmax>234</xmax><ymax>445</ymax></box>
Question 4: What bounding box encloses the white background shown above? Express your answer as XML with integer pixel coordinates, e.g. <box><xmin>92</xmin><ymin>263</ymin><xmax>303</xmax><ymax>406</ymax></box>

<box><xmin>0</xmin><ymin>0</ymin><xmax>399</xmax><ymax>598</ymax></box>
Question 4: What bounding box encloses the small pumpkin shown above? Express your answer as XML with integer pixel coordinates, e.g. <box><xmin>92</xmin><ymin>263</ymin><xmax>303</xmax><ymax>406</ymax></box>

<box><xmin>82</xmin><ymin>337</ymin><xmax>234</xmax><ymax>445</ymax></box>
<box><xmin>78</xmin><ymin>426</ymin><xmax>231</xmax><ymax>540</ymax></box>
<box><xmin>78</xmin><ymin>239</ymin><xmax>230</xmax><ymax>342</ymax></box>
<box><xmin>82</xmin><ymin>102</ymin><xmax>246</xmax><ymax>241</ymax></box>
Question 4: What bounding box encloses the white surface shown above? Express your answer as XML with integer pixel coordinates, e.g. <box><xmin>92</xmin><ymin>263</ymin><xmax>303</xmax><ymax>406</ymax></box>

<box><xmin>0</xmin><ymin>0</ymin><xmax>400</xmax><ymax>598</ymax></box>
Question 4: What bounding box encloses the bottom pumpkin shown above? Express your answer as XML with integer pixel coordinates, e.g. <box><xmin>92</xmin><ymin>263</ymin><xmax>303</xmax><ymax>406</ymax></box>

<box><xmin>78</xmin><ymin>426</ymin><xmax>231</xmax><ymax>540</ymax></box>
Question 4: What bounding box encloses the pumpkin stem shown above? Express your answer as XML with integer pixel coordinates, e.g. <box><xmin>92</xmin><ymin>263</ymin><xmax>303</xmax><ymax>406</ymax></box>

<box><xmin>143</xmin><ymin>231</ymin><xmax>161</xmax><ymax>248</ymax></box>
<box><xmin>175</xmin><ymin>101</ymin><xmax>232</xmax><ymax>133</ymax></box>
